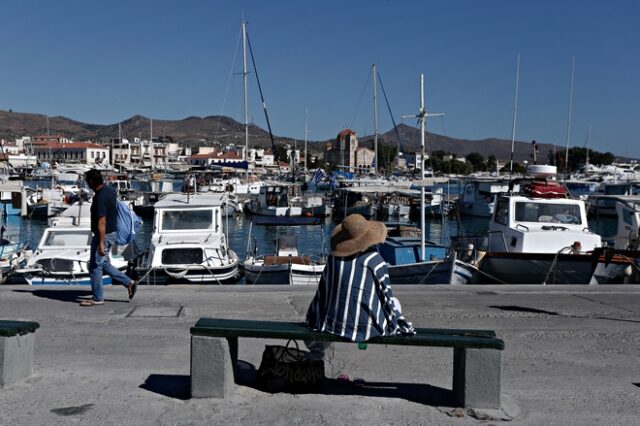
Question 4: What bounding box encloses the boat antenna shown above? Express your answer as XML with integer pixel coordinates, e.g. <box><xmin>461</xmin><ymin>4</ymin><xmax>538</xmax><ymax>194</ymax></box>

<box><xmin>245</xmin><ymin>31</ymin><xmax>278</xmax><ymax>163</ymax></box>
<box><xmin>509</xmin><ymin>53</ymin><xmax>521</xmax><ymax>182</ymax></box>
<box><xmin>564</xmin><ymin>56</ymin><xmax>576</xmax><ymax>181</ymax></box>
<box><xmin>402</xmin><ymin>74</ymin><xmax>443</xmax><ymax>262</ymax></box>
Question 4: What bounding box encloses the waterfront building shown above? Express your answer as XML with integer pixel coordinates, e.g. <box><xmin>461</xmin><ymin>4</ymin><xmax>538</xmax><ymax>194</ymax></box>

<box><xmin>325</xmin><ymin>129</ymin><xmax>358</xmax><ymax>172</ymax></box>
<box><xmin>33</xmin><ymin>142</ymin><xmax>109</xmax><ymax>165</ymax></box>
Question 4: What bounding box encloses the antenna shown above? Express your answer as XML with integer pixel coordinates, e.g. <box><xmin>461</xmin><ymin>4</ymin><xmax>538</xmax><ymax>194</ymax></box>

<box><xmin>401</xmin><ymin>74</ymin><xmax>444</xmax><ymax>262</ymax></box>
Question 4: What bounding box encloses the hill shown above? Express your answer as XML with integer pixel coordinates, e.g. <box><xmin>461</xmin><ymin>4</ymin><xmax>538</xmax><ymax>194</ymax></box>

<box><xmin>0</xmin><ymin>110</ymin><xmax>630</xmax><ymax>162</ymax></box>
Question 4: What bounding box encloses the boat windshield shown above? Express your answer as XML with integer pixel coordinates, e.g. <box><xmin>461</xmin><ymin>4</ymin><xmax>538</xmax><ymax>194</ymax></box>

<box><xmin>161</xmin><ymin>209</ymin><xmax>214</xmax><ymax>231</ymax></box>
<box><xmin>44</xmin><ymin>230</ymin><xmax>92</xmax><ymax>247</ymax></box>
<box><xmin>515</xmin><ymin>202</ymin><xmax>582</xmax><ymax>224</ymax></box>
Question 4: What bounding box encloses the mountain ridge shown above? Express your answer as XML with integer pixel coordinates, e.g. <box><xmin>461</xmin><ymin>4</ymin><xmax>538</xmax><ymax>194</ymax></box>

<box><xmin>0</xmin><ymin>109</ymin><xmax>631</xmax><ymax>162</ymax></box>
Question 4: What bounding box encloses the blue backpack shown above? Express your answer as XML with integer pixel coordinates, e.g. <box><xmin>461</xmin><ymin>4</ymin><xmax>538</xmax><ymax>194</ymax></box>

<box><xmin>115</xmin><ymin>200</ymin><xmax>142</xmax><ymax>246</ymax></box>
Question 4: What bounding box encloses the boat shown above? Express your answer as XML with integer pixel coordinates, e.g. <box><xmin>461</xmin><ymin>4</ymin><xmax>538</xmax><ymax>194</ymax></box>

<box><xmin>13</xmin><ymin>201</ymin><xmax>129</xmax><ymax>285</ymax></box>
<box><xmin>247</xmin><ymin>184</ymin><xmax>303</xmax><ymax>217</ymax></box>
<box><xmin>460</xmin><ymin>166</ymin><xmax>604</xmax><ymax>284</ymax></box>
<box><xmin>26</xmin><ymin>187</ymin><xmax>68</xmax><ymax>219</ymax></box>
<box><xmin>0</xmin><ymin>228</ymin><xmax>30</xmax><ymax>282</ymax></box>
<box><xmin>134</xmin><ymin>193</ymin><xmax>241</xmax><ymax>284</ymax></box>
<box><xmin>457</xmin><ymin>180</ymin><xmax>517</xmax><ymax>218</ymax></box>
<box><xmin>243</xmin><ymin>234</ymin><xmax>325</xmax><ymax>285</ymax></box>
<box><xmin>379</xmin><ymin>236</ymin><xmax>475</xmax><ymax>285</ymax></box>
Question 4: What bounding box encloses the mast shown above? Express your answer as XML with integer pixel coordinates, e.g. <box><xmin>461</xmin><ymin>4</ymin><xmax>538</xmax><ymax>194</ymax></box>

<box><xmin>402</xmin><ymin>74</ymin><xmax>443</xmax><ymax>261</ymax></box>
<box><xmin>372</xmin><ymin>64</ymin><xmax>379</xmax><ymax>174</ymax></box>
<box><xmin>564</xmin><ymin>56</ymin><xmax>576</xmax><ymax>178</ymax></box>
<box><xmin>242</xmin><ymin>20</ymin><xmax>249</xmax><ymax>178</ymax></box>
<box><xmin>586</xmin><ymin>125</ymin><xmax>592</xmax><ymax>169</ymax></box>
<box><xmin>150</xmin><ymin>117</ymin><xmax>154</xmax><ymax>167</ymax></box>
<box><xmin>304</xmin><ymin>106</ymin><xmax>308</xmax><ymax>175</ymax></box>
<box><xmin>509</xmin><ymin>54</ymin><xmax>520</xmax><ymax>178</ymax></box>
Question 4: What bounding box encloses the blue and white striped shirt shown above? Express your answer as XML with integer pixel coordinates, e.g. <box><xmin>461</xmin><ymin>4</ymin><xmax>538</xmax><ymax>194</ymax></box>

<box><xmin>306</xmin><ymin>249</ymin><xmax>413</xmax><ymax>342</ymax></box>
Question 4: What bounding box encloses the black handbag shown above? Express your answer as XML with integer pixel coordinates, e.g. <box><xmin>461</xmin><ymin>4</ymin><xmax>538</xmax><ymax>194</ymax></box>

<box><xmin>256</xmin><ymin>340</ymin><xmax>325</xmax><ymax>392</ymax></box>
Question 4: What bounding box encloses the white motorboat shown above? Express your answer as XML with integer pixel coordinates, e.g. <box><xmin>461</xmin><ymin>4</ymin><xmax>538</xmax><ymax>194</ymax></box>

<box><xmin>135</xmin><ymin>193</ymin><xmax>240</xmax><ymax>284</ymax></box>
<box><xmin>15</xmin><ymin>201</ymin><xmax>128</xmax><ymax>285</ymax></box>
<box><xmin>457</xmin><ymin>180</ymin><xmax>518</xmax><ymax>218</ymax></box>
<box><xmin>243</xmin><ymin>234</ymin><xmax>325</xmax><ymax>285</ymax></box>
<box><xmin>247</xmin><ymin>184</ymin><xmax>302</xmax><ymax>217</ymax></box>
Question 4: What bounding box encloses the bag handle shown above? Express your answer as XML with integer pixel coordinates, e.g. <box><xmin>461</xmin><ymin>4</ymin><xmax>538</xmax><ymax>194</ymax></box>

<box><xmin>276</xmin><ymin>339</ymin><xmax>305</xmax><ymax>362</ymax></box>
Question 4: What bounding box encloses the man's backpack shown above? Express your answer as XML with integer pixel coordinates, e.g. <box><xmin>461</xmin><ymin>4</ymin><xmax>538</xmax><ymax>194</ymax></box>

<box><xmin>115</xmin><ymin>200</ymin><xmax>142</xmax><ymax>246</ymax></box>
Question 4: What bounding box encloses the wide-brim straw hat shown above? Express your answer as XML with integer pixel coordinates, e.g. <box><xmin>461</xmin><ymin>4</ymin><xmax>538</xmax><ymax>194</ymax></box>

<box><xmin>331</xmin><ymin>214</ymin><xmax>387</xmax><ymax>257</ymax></box>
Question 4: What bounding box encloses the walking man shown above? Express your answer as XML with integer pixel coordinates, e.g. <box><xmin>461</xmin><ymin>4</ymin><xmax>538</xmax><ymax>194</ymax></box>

<box><xmin>81</xmin><ymin>169</ymin><xmax>136</xmax><ymax>306</ymax></box>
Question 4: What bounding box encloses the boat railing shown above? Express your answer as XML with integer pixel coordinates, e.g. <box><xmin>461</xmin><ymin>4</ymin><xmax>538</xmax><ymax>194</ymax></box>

<box><xmin>451</xmin><ymin>231</ymin><xmax>509</xmax><ymax>255</ymax></box>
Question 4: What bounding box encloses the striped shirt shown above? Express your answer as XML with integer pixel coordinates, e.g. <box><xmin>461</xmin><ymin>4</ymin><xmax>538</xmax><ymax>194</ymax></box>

<box><xmin>306</xmin><ymin>249</ymin><xmax>413</xmax><ymax>343</ymax></box>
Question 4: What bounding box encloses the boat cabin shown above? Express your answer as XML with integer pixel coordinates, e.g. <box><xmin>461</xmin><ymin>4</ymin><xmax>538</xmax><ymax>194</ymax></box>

<box><xmin>489</xmin><ymin>194</ymin><xmax>601</xmax><ymax>253</ymax></box>
<box><xmin>153</xmin><ymin>193</ymin><xmax>224</xmax><ymax>235</ymax></box>
<box><xmin>612</xmin><ymin>196</ymin><xmax>640</xmax><ymax>250</ymax></box>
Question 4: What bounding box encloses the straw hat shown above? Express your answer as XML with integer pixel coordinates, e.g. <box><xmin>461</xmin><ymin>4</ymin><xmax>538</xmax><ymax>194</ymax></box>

<box><xmin>331</xmin><ymin>214</ymin><xmax>387</xmax><ymax>257</ymax></box>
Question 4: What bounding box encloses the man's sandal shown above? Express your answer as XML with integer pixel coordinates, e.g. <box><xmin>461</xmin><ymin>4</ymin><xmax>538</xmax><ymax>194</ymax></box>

<box><xmin>79</xmin><ymin>300</ymin><xmax>104</xmax><ymax>307</ymax></box>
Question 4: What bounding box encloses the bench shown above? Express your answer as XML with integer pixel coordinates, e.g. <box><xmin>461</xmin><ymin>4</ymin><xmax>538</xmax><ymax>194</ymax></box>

<box><xmin>190</xmin><ymin>318</ymin><xmax>505</xmax><ymax>409</ymax></box>
<box><xmin>0</xmin><ymin>320</ymin><xmax>40</xmax><ymax>386</ymax></box>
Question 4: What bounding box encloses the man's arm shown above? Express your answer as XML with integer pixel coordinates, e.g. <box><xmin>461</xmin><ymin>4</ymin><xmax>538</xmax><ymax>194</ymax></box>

<box><xmin>97</xmin><ymin>216</ymin><xmax>107</xmax><ymax>256</ymax></box>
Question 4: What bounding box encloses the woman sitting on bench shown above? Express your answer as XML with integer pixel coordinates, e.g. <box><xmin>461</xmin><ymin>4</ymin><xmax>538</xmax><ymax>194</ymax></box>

<box><xmin>305</xmin><ymin>214</ymin><xmax>414</xmax><ymax>358</ymax></box>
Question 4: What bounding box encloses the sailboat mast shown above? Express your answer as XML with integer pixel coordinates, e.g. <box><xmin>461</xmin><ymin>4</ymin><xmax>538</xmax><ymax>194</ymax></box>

<box><xmin>372</xmin><ymin>64</ymin><xmax>379</xmax><ymax>175</ymax></box>
<box><xmin>242</xmin><ymin>21</ymin><xmax>249</xmax><ymax>177</ymax></box>
<box><xmin>564</xmin><ymin>56</ymin><xmax>576</xmax><ymax>177</ymax></box>
<box><xmin>586</xmin><ymin>125</ymin><xmax>592</xmax><ymax>168</ymax></box>
<box><xmin>304</xmin><ymin>106</ymin><xmax>308</xmax><ymax>174</ymax></box>
<box><xmin>420</xmin><ymin>74</ymin><xmax>426</xmax><ymax>262</ymax></box>
<box><xmin>509</xmin><ymin>54</ymin><xmax>521</xmax><ymax>178</ymax></box>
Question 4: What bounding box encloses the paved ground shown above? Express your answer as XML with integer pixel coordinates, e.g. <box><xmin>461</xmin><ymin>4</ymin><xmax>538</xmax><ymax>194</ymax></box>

<box><xmin>1</xmin><ymin>284</ymin><xmax>639</xmax><ymax>426</ymax></box>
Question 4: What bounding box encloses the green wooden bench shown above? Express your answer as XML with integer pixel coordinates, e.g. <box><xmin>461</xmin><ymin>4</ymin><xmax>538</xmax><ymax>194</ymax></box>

<box><xmin>190</xmin><ymin>318</ymin><xmax>505</xmax><ymax>409</ymax></box>
<box><xmin>0</xmin><ymin>320</ymin><xmax>40</xmax><ymax>386</ymax></box>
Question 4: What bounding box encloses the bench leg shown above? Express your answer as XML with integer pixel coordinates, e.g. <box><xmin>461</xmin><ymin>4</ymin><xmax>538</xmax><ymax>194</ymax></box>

<box><xmin>452</xmin><ymin>348</ymin><xmax>502</xmax><ymax>409</ymax></box>
<box><xmin>226</xmin><ymin>337</ymin><xmax>238</xmax><ymax>366</ymax></box>
<box><xmin>0</xmin><ymin>333</ymin><xmax>35</xmax><ymax>386</ymax></box>
<box><xmin>190</xmin><ymin>336</ymin><xmax>234</xmax><ymax>398</ymax></box>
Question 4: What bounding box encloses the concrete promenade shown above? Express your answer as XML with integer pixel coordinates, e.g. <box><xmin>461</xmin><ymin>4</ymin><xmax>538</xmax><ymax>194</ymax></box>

<box><xmin>1</xmin><ymin>284</ymin><xmax>639</xmax><ymax>425</ymax></box>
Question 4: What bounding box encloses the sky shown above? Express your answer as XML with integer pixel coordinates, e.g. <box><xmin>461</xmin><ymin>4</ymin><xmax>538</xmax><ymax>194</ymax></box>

<box><xmin>1</xmin><ymin>0</ymin><xmax>639</xmax><ymax>157</ymax></box>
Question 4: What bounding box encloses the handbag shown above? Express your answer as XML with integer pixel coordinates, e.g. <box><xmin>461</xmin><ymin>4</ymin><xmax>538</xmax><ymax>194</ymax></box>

<box><xmin>256</xmin><ymin>339</ymin><xmax>325</xmax><ymax>392</ymax></box>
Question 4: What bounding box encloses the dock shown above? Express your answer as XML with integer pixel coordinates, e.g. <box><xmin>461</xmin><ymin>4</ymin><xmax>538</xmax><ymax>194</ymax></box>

<box><xmin>0</xmin><ymin>284</ymin><xmax>638</xmax><ymax>425</ymax></box>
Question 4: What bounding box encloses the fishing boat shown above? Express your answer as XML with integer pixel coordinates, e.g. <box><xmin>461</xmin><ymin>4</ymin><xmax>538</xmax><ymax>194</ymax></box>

<box><xmin>462</xmin><ymin>166</ymin><xmax>604</xmax><ymax>284</ymax></box>
<box><xmin>0</xmin><ymin>228</ymin><xmax>30</xmax><ymax>282</ymax></box>
<box><xmin>13</xmin><ymin>201</ymin><xmax>128</xmax><ymax>285</ymax></box>
<box><xmin>243</xmin><ymin>234</ymin><xmax>325</xmax><ymax>285</ymax></box>
<box><xmin>134</xmin><ymin>193</ymin><xmax>240</xmax><ymax>284</ymax></box>
<box><xmin>457</xmin><ymin>180</ymin><xmax>517</xmax><ymax>218</ymax></box>
<box><xmin>379</xmin><ymin>236</ymin><xmax>475</xmax><ymax>284</ymax></box>
<box><xmin>247</xmin><ymin>184</ymin><xmax>303</xmax><ymax>217</ymax></box>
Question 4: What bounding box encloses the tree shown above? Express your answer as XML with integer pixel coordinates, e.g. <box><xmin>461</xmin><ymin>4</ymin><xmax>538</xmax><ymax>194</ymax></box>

<box><xmin>465</xmin><ymin>152</ymin><xmax>485</xmax><ymax>172</ymax></box>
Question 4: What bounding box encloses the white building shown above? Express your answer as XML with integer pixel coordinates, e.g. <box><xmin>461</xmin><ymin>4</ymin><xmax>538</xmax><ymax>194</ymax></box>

<box><xmin>33</xmin><ymin>142</ymin><xmax>110</xmax><ymax>165</ymax></box>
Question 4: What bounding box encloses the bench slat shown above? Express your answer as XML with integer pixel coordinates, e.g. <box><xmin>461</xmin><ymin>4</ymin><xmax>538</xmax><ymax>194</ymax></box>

<box><xmin>191</xmin><ymin>318</ymin><xmax>504</xmax><ymax>350</ymax></box>
<box><xmin>0</xmin><ymin>320</ymin><xmax>40</xmax><ymax>337</ymax></box>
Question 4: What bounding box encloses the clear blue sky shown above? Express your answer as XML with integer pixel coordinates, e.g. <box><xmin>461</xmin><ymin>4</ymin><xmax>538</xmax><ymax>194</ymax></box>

<box><xmin>1</xmin><ymin>0</ymin><xmax>638</xmax><ymax>157</ymax></box>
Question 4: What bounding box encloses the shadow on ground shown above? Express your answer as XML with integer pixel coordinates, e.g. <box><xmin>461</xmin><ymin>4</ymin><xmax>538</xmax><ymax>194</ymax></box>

<box><xmin>12</xmin><ymin>289</ymin><xmax>129</xmax><ymax>304</ymax></box>
<box><xmin>140</xmin><ymin>375</ymin><xmax>191</xmax><ymax>400</ymax></box>
<box><xmin>489</xmin><ymin>304</ymin><xmax>640</xmax><ymax>324</ymax></box>
<box><xmin>141</xmin><ymin>360</ymin><xmax>456</xmax><ymax>407</ymax></box>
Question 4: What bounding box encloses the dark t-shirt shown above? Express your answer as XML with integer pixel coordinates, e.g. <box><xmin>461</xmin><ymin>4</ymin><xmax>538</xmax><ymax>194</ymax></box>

<box><xmin>91</xmin><ymin>185</ymin><xmax>117</xmax><ymax>234</ymax></box>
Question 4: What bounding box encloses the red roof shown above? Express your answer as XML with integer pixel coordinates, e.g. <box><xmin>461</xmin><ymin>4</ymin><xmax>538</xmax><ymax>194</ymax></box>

<box><xmin>337</xmin><ymin>129</ymin><xmax>356</xmax><ymax>140</ymax></box>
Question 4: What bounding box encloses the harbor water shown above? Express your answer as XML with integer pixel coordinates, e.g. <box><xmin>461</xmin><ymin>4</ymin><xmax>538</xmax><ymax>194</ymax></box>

<box><xmin>3</xmin><ymin>206</ymin><xmax>618</xmax><ymax>284</ymax></box>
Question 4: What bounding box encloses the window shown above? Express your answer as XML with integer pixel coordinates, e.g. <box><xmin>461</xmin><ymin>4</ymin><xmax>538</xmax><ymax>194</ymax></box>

<box><xmin>44</xmin><ymin>230</ymin><xmax>92</xmax><ymax>247</ymax></box>
<box><xmin>495</xmin><ymin>199</ymin><xmax>509</xmax><ymax>225</ymax></box>
<box><xmin>161</xmin><ymin>209</ymin><xmax>213</xmax><ymax>231</ymax></box>
<box><xmin>514</xmin><ymin>202</ymin><xmax>582</xmax><ymax>224</ymax></box>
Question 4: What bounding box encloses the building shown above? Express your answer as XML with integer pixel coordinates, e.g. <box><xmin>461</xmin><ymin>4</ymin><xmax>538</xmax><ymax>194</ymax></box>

<box><xmin>354</xmin><ymin>147</ymin><xmax>375</xmax><ymax>171</ymax></box>
<box><xmin>33</xmin><ymin>142</ymin><xmax>110</xmax><ymax>165</ymax></box>
<box><xmin>111</xmin><ymin>138</ymin><xmax>131</xmax><ymax>165</ymax></box>
<box><xmin>188</xmin><ymin>151</ymin><xmax>244</xmax><ymax>167</ymax></box>
<box><xmin>32</xmin><ymin>135</ymin><xmax>70</xmax><ymax>146</ymax></box>
<box><xmin>325</xmin><ymin>129</ymin><xmax>358</xmax><ymax>172</ymax></box>
<box><xmin>248</xmin><ymin>148</ymin><xmax>275</xmax><ymax>167</ymax></box>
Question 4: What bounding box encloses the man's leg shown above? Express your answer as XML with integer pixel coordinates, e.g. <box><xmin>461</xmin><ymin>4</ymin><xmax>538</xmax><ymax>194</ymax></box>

<box><xmin>88</xmin><ymin>237</ymin><xmax>104</xmax><ymax>302</ymax></box>
<box><xmin>102</xmin><ymin>234</ymin><xmax>133</xmax><ymax>287</ymax></box>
